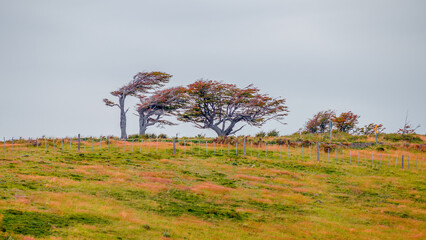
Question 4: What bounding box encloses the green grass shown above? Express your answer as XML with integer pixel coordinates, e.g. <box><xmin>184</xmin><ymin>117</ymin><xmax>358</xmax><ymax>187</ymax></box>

<box><xmin>0</xmin><ymin>144</ymin><xmax>424</xmax><ymax>239</ymax></box>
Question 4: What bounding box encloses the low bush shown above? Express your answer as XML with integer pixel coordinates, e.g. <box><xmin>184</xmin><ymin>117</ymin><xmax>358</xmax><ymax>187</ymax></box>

<box><xmin>383</xmin><ymin>134</ymin><xmax>423</xmax><ymax>143</ymax></box>
<box><xmin>255</xmin><ymin>131</ymin><xmax>266</xmax><ymax>138</ymax></box>
<box><xmin>267</xmin><ymin>129</ymin><xmax>280</xmax><ymax>137</ymax></box>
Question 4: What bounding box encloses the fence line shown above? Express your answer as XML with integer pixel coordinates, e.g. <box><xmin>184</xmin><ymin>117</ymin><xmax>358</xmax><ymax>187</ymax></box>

<box><xmin>1</xmin><ymin>136</ymin><xmax>425</xmax><ymax>172</ymax></box>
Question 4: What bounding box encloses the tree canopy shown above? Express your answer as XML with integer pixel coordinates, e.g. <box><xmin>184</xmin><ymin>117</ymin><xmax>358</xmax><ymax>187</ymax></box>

<box><xmin>136</xmin><ymin>86</ymin><xmax>187</xmax><ymax>135</ymax></box>
<box><xmin>103</xmin><ymin>71</ymin><xmax>172</xmax><ymax>139</ymax></box>
<box><xmin>304</xmin><ymin>110</ymin><xmax>335</xmax><ymax>133</ymax></box>
<box><xmin>331</xmin><ymin>111</ymin><xmax>360</xmax><ymax>133</ymax></box>
<box><xmin>177</xmin><ymin>79</ymin><xmax>289</xmax><ymax>137</ymax></box>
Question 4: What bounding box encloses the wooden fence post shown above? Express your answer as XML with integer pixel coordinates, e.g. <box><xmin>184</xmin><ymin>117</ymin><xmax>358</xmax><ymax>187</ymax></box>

<box><xmin>258</xmin><ymin>142</ymin><xmax>261</xmax><ymax>158</ymax></box>
<box><xmin>287</xmin><ymin>144</ymin><xmax>289</xmax><ymax>159</ymax></box>
<box><xmin>405</xmin><ymin>155</ymin><xmax>409</xmax><ymax>170</ymax></box>
<box><xmin>173</xmin><ymin>138</ymin><xmax>176</xmax><ymax>155</ymax></box>
<box><xmin>401</xmin><ymin>155</ymin><xmax>404</xmax><ymax>169</ymax></box>
<box><xmin>265</xmin><ymin>143</ymin><xmax>267</xmax><ymax>157</ymax></box>
<box><xmin>78</xmin><ymin>134</ymin><xmax>81</xmax><ymax>152</ymax></box>
<box><xmin>387</xmin><ymin>154</ymin><xmax>389</xmax><ymax>167</ymax></box>
<box><xmin>243</xmin><ymin>138</ymin><xmax>246</xmax><ymax>156</ymax></box>
<box><xmin>316</xmin><ymin>143</ymin><xmax>319</xmax><ymax>162</ymax></box>
<box><xmin>273</xmin><ymin>144</ymin><xmax>275</xmax><ymax>158</ymax></box>
<box><xmin>356</xmin><ymin>151</ymin><xmax>358</xmax><ymax>164</ymax></box>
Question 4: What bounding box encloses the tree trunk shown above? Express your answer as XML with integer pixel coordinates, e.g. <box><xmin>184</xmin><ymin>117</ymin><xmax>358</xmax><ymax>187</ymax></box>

<box><xmin>210</xmin><ymin>124</ymin><xmax>227</xmax><ymax>137</ymax></box>
<box><xmin>119</xmin><ymin>96</ymin><xmax>127</xmax><ymax>139</ymax></box>
<box><xmin>139</xmin><ymin>118</ymin><xmax>147</xmax><ymax>135</ymax></box>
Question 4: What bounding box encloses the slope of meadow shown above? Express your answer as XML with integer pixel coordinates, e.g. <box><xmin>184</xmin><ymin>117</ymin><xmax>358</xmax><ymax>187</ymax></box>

<box><xmin>0</xmin><ymin>141</ymin><xmax>425</xmax><ymax>240</ymax></box>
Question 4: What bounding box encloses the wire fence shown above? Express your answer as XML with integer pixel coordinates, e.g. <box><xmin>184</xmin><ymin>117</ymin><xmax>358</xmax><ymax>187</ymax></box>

<box><xmin>1</xmin><ymin>136</ymin><xmax>425</xmax><ymax>172</ymax></box>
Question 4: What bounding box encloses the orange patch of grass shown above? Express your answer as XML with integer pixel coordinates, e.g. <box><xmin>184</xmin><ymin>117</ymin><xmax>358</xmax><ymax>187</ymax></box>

<box><xmin>234</xmin><ymin>174</ymin><xmax>266</xmax><ymax>182</ymax></box>
<box><xmin>272</xmin><ymin>177</ymin><xmax>304</xmax><ymax>187</ymax></box>
<box><xmin>143</xmin><ymin>176</ymin><xmax>173</xmax><ymax>184</ymax></box>
<box><xmin>22</xmin><ymin>237</ymin><xmax>36</xmax><ymax>240</ymax></box>
<box><xmin>250</xmin><ymin>197</ymin><xmax>273</xmax><ymax>204</ymax></box>
<box><xmin>119</xmin><ymin>209</ymin><xmax>143</xmax><ymax>224</ymax></box>
<box><xmin>135</xmin><ymin>182</ymin><xmax>169</xmax><ymax>193</ymax></box>
<box><xmin>191</xmin><ymin>182</ymin><xmax>233</xmax><ymax>195</ymax></box>
<box><xmin>269</xmin><ymin>169</ymin><xmax>300</xmax><ymax>178</ymax></box>
<box><xmin>280</xmin><ymin>192</ymin><xmax>312</xmax><ymax>204</ymax></box>
<box><xmin>138</xmin><ymin>170</ymin><xmax>175</xmax><ymax>178</ymax></box>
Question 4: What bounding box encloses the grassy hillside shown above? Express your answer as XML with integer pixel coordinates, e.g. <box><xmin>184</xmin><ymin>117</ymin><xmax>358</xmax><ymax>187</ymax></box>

<box><xmin>0</xmin><ymin>141</ymin><xmax>425</xmax><ymax>239</ymax></box>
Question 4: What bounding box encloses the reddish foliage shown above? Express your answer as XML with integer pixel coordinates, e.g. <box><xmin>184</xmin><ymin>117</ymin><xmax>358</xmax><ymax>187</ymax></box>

<box><xmin>178</xmin><ymin>79</ymin><xmax>289</xmax><ymax>136</ymax></box>
<box><xmin>397</xmin><ymin>124</ymin><xmax>420</xmax><ymax>135</ymax></box>
<box><xmin>304</xmin><ymin>110</ymin><xmax>335</xmax><ymax>133</ymax></box>
<box><xmin>104</xmin><ymin>71</ymin><xmax>172</xmax><ymax>107</ymax></box>
<box><xmin>331</xmin><ymin>111</ymin><xmax>360</xmax><ymax>133</ymax></box>
<box><xmin>136</xmin><ymin>87</ymin><xmax>187</xmax><ymax>132</ymax></box>
<box><xmin>103</xmin><ymin>71</ymin><xmax>172</xmax><ymax>139</ymax></box>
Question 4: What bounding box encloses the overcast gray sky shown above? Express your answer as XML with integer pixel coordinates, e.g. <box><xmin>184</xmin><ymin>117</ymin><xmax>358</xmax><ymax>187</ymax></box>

<box><xmin>1</xmin><ymin>0</ymin><xmax>425</xmax><ymax>139</ymax></box>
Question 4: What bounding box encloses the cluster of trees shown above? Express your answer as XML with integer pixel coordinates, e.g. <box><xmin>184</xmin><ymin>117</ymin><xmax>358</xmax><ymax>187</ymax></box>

<box><xmin>104</xmin><ymin>72</ymin><xmax>289</xmax><ymax>139</ymax></box>
<box><xmin>303</xmin><ymin>110</ymin><xmax>385</xmax><ymax>135</ymax></box>
<box><xmin>304</xmin><ymin>110</ymin><xmax>420</xmax><ymax>135</ymax></box>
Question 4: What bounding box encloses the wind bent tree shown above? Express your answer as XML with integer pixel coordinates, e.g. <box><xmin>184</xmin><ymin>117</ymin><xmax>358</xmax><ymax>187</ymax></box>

<box><xmin>103</xmin><ymin>71</ymin><xmax>172</xmax><ymax>139</ymax></box>
<box><xmin>177</xmin><ymin>79</ymin><xmax>289</xmax><ymax>137</ymax></box>
<box><xmin>304</xmin><ymin>110</ymin><xmax>335</xmax><ymax>133</ymax></box>
<box><xmin>331</xmin><ymin>111</ymin><xmax>360</xmax><ymax>133</ymax></box>
<box><xmin>136</xmin><ymin>87</ymin><xmax>186</xmax><ymax>135</ymax></box>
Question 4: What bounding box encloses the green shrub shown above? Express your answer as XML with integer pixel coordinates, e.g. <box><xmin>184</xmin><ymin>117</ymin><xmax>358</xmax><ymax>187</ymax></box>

<box><xmin>0</xmin><ymin>210</ymin><xmax>109</xmax><ymax>237</ymax></box>
<box><xmin>255</xmin><ymin>131</ymin><xmax>266</xmax><ymax>138</ymax></box>
<box><xmin>195</xmin><ymin>134</ymin><xmax>206</xmax><ymax>139</ymax></box>
<box><xmin>128</xmin><ymin>134</ymin><xmax>139</xmax><ymax>139</ymax></box>
<box><xmin>158</xmin><ymin>134</ymin><xmax>167</xmax><ymax>139</ymax></box>
<box><xmin>267</xmin><ymin>129</ymin><xmax>280</xmax><ymax>137</ymax></box>
<box><xmin>383</xmin><ymin>134</ymin><xmax>423</xmax><ymax>143</ymax></box>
